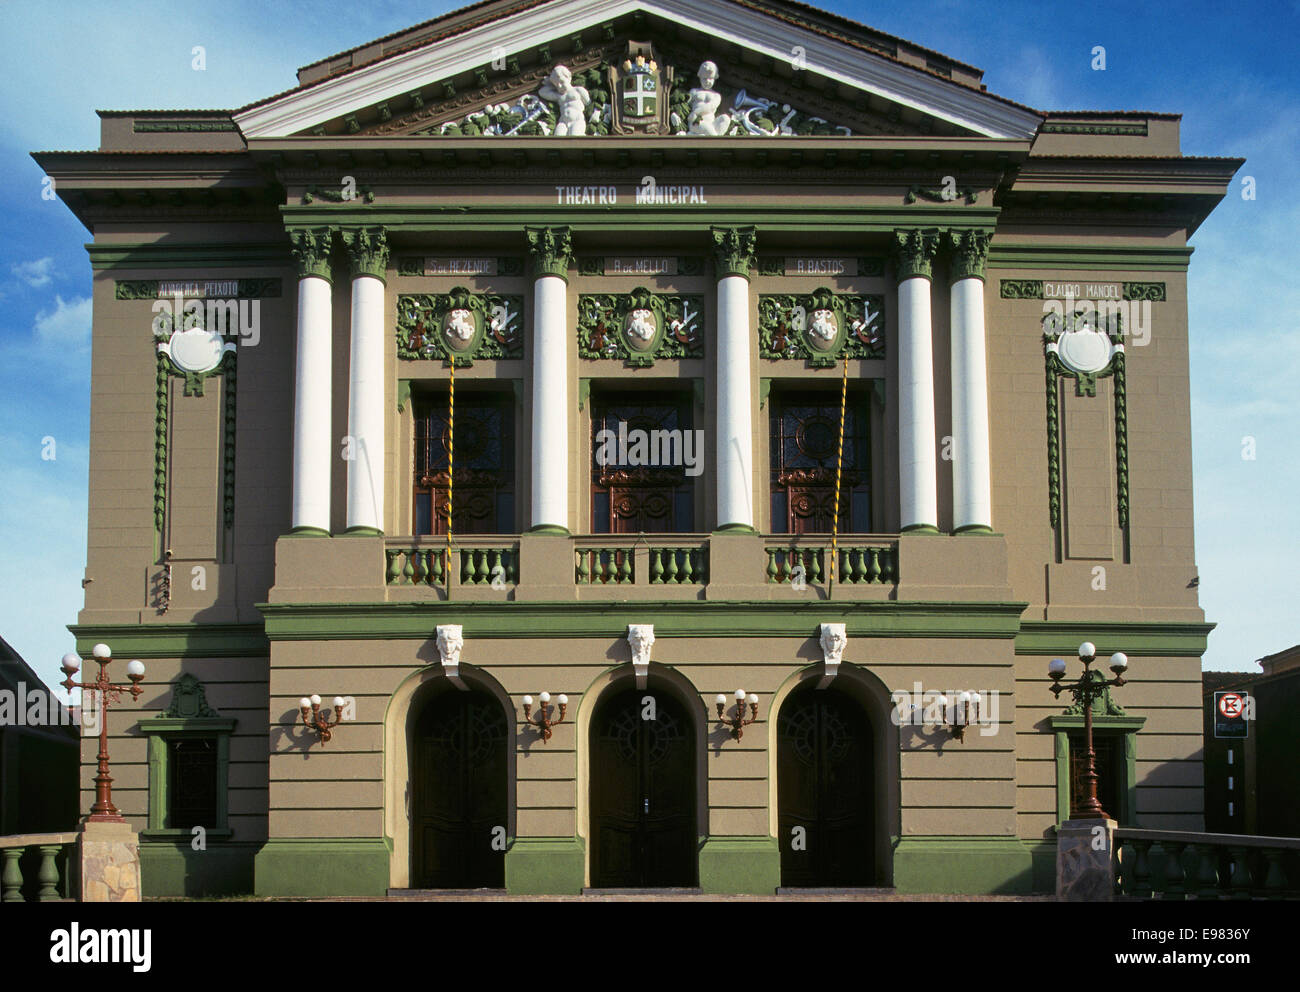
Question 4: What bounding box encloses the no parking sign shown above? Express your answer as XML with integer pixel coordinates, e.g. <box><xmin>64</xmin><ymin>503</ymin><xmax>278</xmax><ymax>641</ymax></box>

<box><xmin>1214</xmin><ymin>691</ymin><xmax>1249</xmax><ymax>739</ymax></box>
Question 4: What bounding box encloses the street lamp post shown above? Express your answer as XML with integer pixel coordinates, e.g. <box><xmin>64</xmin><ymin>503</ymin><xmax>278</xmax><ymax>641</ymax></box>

<box><xmin>60</xmin><ymin>644</ymin><xmax>145</xmax><ymax>823</ymax></box>
<box><xmin>1048</xmin><ymin>641</ymin><xmax>1128</xmax><ymax>820</ymax></box>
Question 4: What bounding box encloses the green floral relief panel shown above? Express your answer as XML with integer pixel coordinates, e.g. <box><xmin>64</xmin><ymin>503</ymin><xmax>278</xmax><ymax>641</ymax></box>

<box><xmin>758</xmin><ymin>289</ymin><xmax>885</xmax><ymax>367</ymax></box>
<box><xmin>1042</xmin><ymin>307</ymin><xmax>1128</xmax><ymax>547</ymax></box>
<box><xmin>396</xmin><ymin>288</ymin><xmax>524</xmax><ymax>366</ymax></box>
<box><xmin>577</xmin><ymin>288</ymin><xmax>704</xmax><ymax>367</ymax></box>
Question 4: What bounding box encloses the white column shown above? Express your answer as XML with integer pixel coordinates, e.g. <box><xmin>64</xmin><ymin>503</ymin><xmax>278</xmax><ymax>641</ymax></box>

<box><xmin>951</xmin><ymin>273</ymin><xmax>993</xmax><ymax>532</ymax></box>
<box><xmin>343</xmin><ymin>228</ymin><xmax>388</xmax><ymax>533</ymax></box>
<box><xmin>712</xmin><ymin>226</ymin><xmax>756</xmax><ymax>530</ymax></box>
<box><xmin>526</xmin><ymin>227</ymin><xmax>571</xmax><ymax>532</ymax></box>
<box><xmin>291</xmin><ymin>269</ymin><xmax>332</xmax><ymax>533</ymax></box>
<box><xmin>895</xmin><ymin>231</ymin><xmax>938</xmax><ymax>531</ymax></box>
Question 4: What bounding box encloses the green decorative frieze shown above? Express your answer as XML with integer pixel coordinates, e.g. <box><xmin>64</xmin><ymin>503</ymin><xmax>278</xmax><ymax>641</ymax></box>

<box><xmin>577</xmin><ymin>288</ymin><xmax>704</xmax><ymax>367</ymax></box>
<box><xmin>905</xmin><ymin>184</ymin><xmax>978</xmax><ymax>205</ymax></box>
<box><xmin>892</xmin><ymin>229</ymin><xmax>940</xmax><ymax>282</ymax></box>
<box><xmin>526</xmin><ymin>226</ymin><xmax>573</xmax><ymax>280</ymax></box>
<box><xmin>758</xmin><ymin>288</ymin><xmax>885</xmax><ymax>367</ymax></box>
<box><xmin>289</xmin><ymin>228</ymin><xmax>336</xmax><ymax>283</ymax></box>
<box><xmin>1000</xmin><ymin>279</ymin><xmax>1044</xmax><ymax>299</ymax></box>
<box><xmin>948</xmin><ymin>230</ymin><xmax>992</xmax><ymax>282</ymax></box>
<box><xmin>117</xmin><ymin>278</ymin><xmax>283</xmax><ymax>300</ymax></box>
<box><xmin>1041</xmin><ymin>122</ymin><xmax>1147</xmax><ymax>136</ymax></box>
<box><xmin>396</xmin><ymin>288</ymin><xmax>524</xmax><ymax>366</ymax></box>
<box><xmin>711</xmin><ymin>226</ymin><xmax>757</xmax><ymax>280</ymax></box>
<box><xmin>341</xmin><ymin>227</ymin><xmax>389</xmax><ymax>281</ymax></box>
<box><xmin>1123</xmin><ymin>282</ymin><xmax>1166</xmax><ymax>302</ymax></box>
<box><xmin>133</xmin><ymin>119</ymin><xmax>238</xmax><ymax>133</ymax></box>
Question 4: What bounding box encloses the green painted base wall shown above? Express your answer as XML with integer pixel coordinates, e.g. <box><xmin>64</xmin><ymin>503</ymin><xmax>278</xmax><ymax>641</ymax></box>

<box><xmin>504</xmin><ymin>837</ymin><xmax>585</xmax><ymax>894</ymax></box>
<box><xmin>254</xmin><ymin>838</ymin><xmax>391</xmax><ymax>897</ymax></box>
<box><xmin>140</xmin><ymin>840</ymin><xmax>258</xmax><ymax>898</ymax></box>
<box><xmin>1025</xmin><ymin>839</ymin><xmax>1057</xmax><ymax>894</ymax></box>
<box><xmin>698</xmin><ymin>836</ymin><xmax>780</xmax><ymax>894</ymax></box>
<box><xmin>892</xmin><ymin>837</ymin><xmax>1034</xmax><ymax>894</ymax></box>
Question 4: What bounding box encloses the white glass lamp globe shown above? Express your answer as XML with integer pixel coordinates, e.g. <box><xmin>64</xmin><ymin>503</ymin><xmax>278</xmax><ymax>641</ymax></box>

<box><xmin>125</xmin><ymin>660</ymin><xmax>145</xmax><ymax>679</ymax></box>
<box><xmin>1048</xmin><ymin>658</ymin><xmax>1067</xmax><ymax>679</ymax></box>
<box><xmin>958</xmin><ymin>691</ymin><xmax>971</xmax><ymax>704</ymax></box>
<box><xmin>1078</xmin><ymin>641</ymin><xmax>1096</xmax><ymax>660</ymax></box>
<box><xmin>746</xmin><ymin>693</ymin><xmax>758</xmax><ymax>705</ymax></box>
<box><xmin>61</xmin><ymin>652</ymin><xmax>81</xmax><ymax>673</ymax></box>
<box><xmin>734</xmin><ymin>689</ymin><xmax>746</xmax><ymax>701</ymax></box>
<box><xmin>1109</xmin><ymin>652</ymin><xmax>1129</xmax><ymax>674</ymax></box>
<box><xmin>715</xmin><ymin>694</ymin><xmax>727</xmax><ymax>706</ymax></box>
<box><xmin>539</xmin><ymin>691</ymin><xmax>551</xmax><ymax>704</ymax></box>
<box><xmin>332</xmin><ymin>696</ymin><xmax>346</xmax><ymax>709</ymax></box>
<box><xmin>309</xmin><ymin>694</ymin><xmax>321</xmax><ymax>706</ymax></box>
<box><xmin>557</xmin><ymin>694</ymin><xmax>568</xmax><ymax>706</ymax></box>
<box><xmin>299</xmin><ymin>697</ymin><xmax>311</xmax><ymax>709</ymax></box>
<box><xmin>522</xmin><ymin>695</ymin><xmax>533</xmax><ymax>707</ymax></box>
<box><xmin>92</xmin><ymin>643</ymin><xmax>111</xmax><ymax>660</ymax></box>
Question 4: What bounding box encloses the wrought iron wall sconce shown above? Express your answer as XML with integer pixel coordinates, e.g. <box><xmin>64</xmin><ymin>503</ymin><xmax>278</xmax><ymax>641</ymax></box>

<box><xmin>716</xmin><ymin>689</ymin><xmax>759</xmax><ymax>739</ymax></box>
<box><xmin>523</xmin><ymin>692</ymin><xmax>567</xmax><ymax>742</ymax></box>
<box><xmin>940</xmin><ymin>691</ymin><xmax>980</xmax><ymax>742</ymax></box>
<box><xmin>299</xmin><ymin>694</ymin><xmax>345</xmax><ymax>744</ymax></box>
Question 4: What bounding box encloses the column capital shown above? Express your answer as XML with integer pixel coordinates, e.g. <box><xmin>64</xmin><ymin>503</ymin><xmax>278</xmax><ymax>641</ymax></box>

<box><xmin>289</xmin><ymin>227</ymin><xmax>336</xmax><ymax>283</ymax></box>
<box><xmin>525</xmin><ymin>225</ymin><xmax>573</xmax><ymax>281</ymax></box>
<box><xmin>341</xmin><ymin>226</ymin><xmax>390</xmax><ymax>282</ymax></box>
<box><xmin>711</xmin><ymin>225</ymin><xmax>757</xmax><ymax>280</ymax></box>
<box><xmin>947</xmin><ymin>229</ymin><xmax>993</xmax><ymax>283</ymax></box>
<box><xmin>892</xmin><ymin>228</ymin><xmax>940</xmax><ymax>282</ymax></box>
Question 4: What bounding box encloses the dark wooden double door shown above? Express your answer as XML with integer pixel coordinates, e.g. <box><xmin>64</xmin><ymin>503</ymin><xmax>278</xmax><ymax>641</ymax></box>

<box><xmin>411</xmin><ymin>689</ymin><xmax>508</xmax><ymax>888</ymax></box>
<box><xmin>590</xmin><ymin>688</ymin><xmax>697</xmax><ymax>887</ymax></box>
<box><xmin>778</xmin><ymin>685</ymin><xmax>876</xmax><ymax>886</ymax></box>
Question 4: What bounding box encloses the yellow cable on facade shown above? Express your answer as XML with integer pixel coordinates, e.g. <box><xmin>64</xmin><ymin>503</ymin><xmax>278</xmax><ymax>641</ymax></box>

<box><xmin>830</xmin><ymin>353</ymin><xmax>848</xmax><ymax>589</ymax></box>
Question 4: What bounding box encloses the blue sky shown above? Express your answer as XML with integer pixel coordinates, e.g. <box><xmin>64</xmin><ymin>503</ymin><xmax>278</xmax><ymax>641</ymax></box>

<box><xmin>0</xmin><ymin>0</ymin><xmax>1295</xmax><ymax>691</ymax></box>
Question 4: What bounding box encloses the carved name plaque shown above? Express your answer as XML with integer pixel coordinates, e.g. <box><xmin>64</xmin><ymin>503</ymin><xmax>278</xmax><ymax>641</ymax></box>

<box><xmin>1044</xmin><ymin>281</ymin><xmax>1121</xmax><ymax>299</ymax></box>
<box><xmin>419</xmin><ymin>257</ymin><xmax>498</xmax><ymax>276</ymax></box>
<box><xmin>784</xmin><ymin>257</ymin><xmax>858</xmax><ymax>277</ymax></box>
<box><xmin>604</xmin><ymin>257</ymin><xmax>678</xmax><ymax>276</ymax></box>
<box><xmin>158</xmin><ymin>280</ymin><xmax>241</xmax><ymax>297</ymax></box>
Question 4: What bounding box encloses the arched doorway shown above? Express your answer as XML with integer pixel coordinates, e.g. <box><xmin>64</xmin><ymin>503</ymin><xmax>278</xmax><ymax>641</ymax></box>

<box><xmin>777</xmin><ymin>682</ymin><xmax>875</xmax><ymax>886</ymax></box>
<box><xmin>589</xmin><ymin>686</ymin><xmax>697</xmax><ymax>887</ymax></box>
<box><xmin>409</xmin><ymin>687</ymin><xmax>508</xmax><ymax>888</ymax></box>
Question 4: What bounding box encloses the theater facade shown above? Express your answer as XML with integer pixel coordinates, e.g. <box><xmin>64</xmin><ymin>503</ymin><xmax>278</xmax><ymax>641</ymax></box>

<box><xmin>38</xmin><ymin>0</ymin><xmax>1236</xmax><ymax>896</ymax></box>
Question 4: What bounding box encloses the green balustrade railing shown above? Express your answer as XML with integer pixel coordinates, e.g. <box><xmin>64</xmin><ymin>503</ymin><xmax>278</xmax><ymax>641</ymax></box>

<box><xmin>764</xmin><ymin>540</ymin><xmax>897</xmax><ymax>585</ymax></box>
<box><xmin>385</xmin><ymin>543</ymin><xmax>518</xmax><ymax>588</ymax></box>
<box><xmin>1</xmin><ymin>834</ymin><xmax>78</xmax><ymax>903</ymax></box>
<box><xmin>647</xmin><ymin>546</ymin><xmax>708</xmax><ymax>585</ymax></box>
<box><xmin>1114</xmin><ymin>828</ymin><xmax>1300</xmax><ymax>900</ymax></box>
<box><xmin>575</xmin><ymin>546</ymin><xmax>635</xmax><ymax>585</ymax></box>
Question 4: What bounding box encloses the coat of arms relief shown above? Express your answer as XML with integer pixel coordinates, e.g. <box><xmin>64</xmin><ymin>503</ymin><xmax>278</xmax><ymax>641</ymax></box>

<box><xmin>425</xmin><ymin>41</ymin><xmax>853</xmax><ymax>137</ymax></box>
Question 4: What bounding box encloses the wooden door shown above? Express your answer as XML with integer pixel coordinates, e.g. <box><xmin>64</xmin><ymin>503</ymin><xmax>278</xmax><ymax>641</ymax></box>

<box><xmin>590</xmin><ymin>688</ymin><xmax>696</xmax><ymax>887</ymax></box>
<box><xmin>778</xmin><ymin>685</ymin><xmax>874</xmax><ymax>886</ymax></box>
<box><xmin>411</xmin><ymin>689</ymin><xmax>508</xmax><ymax>888</ymax></box>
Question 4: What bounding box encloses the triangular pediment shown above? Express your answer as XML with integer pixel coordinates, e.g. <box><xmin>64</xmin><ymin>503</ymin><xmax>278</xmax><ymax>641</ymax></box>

<box><xmin>234</xmin><ymin>0</ymin><xmax>1041</xmax><ymax>141</ymax></box>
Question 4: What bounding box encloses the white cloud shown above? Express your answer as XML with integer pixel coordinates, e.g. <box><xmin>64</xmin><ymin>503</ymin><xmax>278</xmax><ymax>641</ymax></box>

<box><xmin>33</xmin><ymin>295</ymin><xmax>91</xmax><ymax>347</ymax></box>
<box><xmin>12</xmin><ymin>256</ymin><xmax>54</xmax><ymax>287</ymax></box>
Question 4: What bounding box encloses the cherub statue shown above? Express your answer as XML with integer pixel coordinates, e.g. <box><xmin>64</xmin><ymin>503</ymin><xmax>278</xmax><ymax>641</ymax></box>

<box><xmin>539</xmin><ymin>65</ymin><xmax>591</xmax><ymax>136</ymax></box>
<box><xmin>687</xmin><ymin>61</ymin><xmax>732</xmax><ymax>136</ymax></box>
